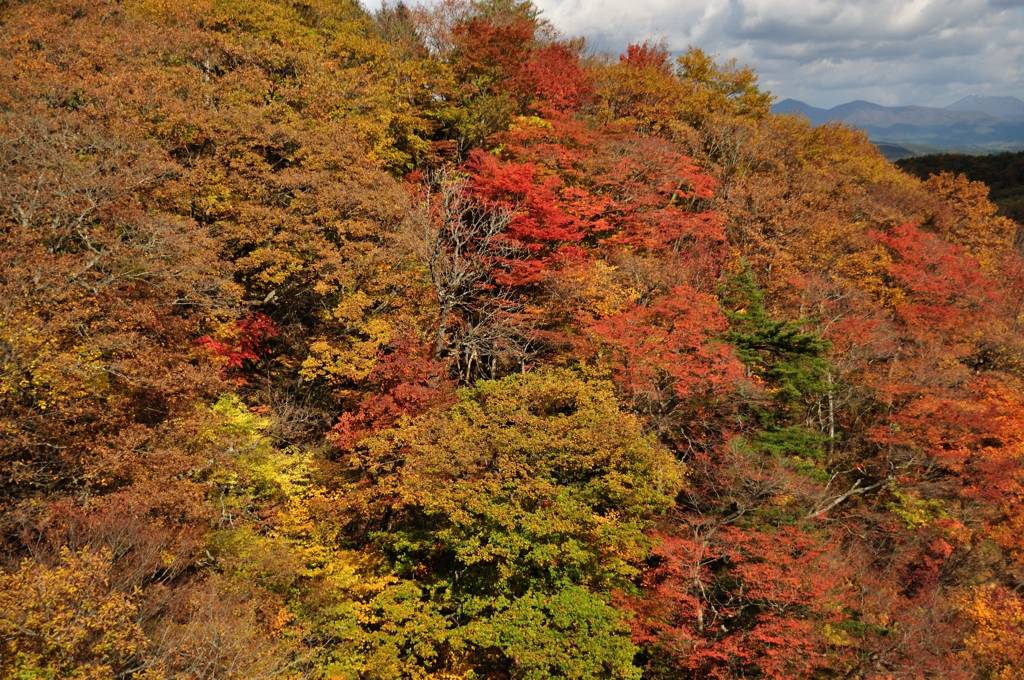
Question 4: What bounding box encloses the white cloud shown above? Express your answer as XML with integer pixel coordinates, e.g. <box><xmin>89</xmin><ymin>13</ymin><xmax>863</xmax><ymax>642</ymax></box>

<box><xmin>530</xmin><ymin>0</ymin><xmax>1024</xmax><ymax>107</ymax></box>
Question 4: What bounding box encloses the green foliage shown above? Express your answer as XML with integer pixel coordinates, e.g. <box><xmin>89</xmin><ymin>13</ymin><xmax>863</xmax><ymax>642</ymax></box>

<box><xmin>751</xmin><ymin>426</ymin><xmax>831</xmax><ymax>481</ymax></box>
<box><xmin>752</xmin><ymin>424</ymin><xmax>828</xmax><ymax>459</ymax></box>
<box><xmin>721</xmin><ymin>268</ymin><xmax>836</xmax><ymax>477</ymax></box>
<box><xmin>472</xmin><ymin>0</ymin><xmax>543</xmax><ymax>23</ymax></box>
<box><xmin>721</xmin><ymin>267</ymin><xmax>832</xmax><ymax>412</ymax></box>
<box><xmin>467</xmin><ymin>585</ymin><xmax>640</xmax><ymax>680</ymax></box>
<box><xmin>433</xmin><ymin>92</ymin><xmax>519</xmax><ymax>155</ymax></box>
<box><xmin>345</xmin><ymin>369</ymin><xmax>683</xmax><ymax>676</ymax></box>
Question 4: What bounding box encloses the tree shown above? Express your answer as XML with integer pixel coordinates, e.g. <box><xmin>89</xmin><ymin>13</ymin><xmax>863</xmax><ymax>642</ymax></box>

<box><xmin>676</xmin><ymin>46</ymin><xmax>774</xmax><ymax>125</ymax></box>
<box><xmin>922</xmin><ymin>171</ymin><xmax>1017</xmax><ymax>272</ymax></box>
<box><xmin>0</xmin><ymin>548</ymin><xmax>148</xmax><ymax>680</ymax></box>
<box><xmin>625</xmin><ymin>525</ymin><xmax>854</xmax><ymax>679</ymax></box>
<box><xmin>416</xmin><ymin>171</ymin><xmax>531</xmax><ymax>377</ymax></box>
<box><xmin>958</xmin><ymin>586</ymin><xmax>1024</xmax><ymax>678</ymax></box>
<box><xmin>336</xmin><ymin>369</ymin><xmax>685</xmax><ymax>677</ymax></box>
<box><xmin>6</xmin><ymin>0</ymin><xmax>1024</xmax><ymax>676</ymax></box>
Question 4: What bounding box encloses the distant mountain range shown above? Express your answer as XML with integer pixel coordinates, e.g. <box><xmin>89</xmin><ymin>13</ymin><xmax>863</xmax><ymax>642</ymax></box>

<box><xmin>945</xmin><ymin>95</ymin><xmax>1024</xmax><ymax>119</ymax></box>
<box><xmin>772</xmin><ymin>95</ymin><xmax>1024</xmax><ymax>158</ymax></box>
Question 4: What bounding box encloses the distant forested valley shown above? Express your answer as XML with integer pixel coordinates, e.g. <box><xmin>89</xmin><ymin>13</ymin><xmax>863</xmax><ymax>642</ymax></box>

<box><xmin>899</xmin><ymin>150</ymin><xmax>1024</xmax><ymax>226</ymax></box>
<box><xmin>2</xmin><ymin>1</ymin><xmax>1023</xmax><ymax>678</ymax></box>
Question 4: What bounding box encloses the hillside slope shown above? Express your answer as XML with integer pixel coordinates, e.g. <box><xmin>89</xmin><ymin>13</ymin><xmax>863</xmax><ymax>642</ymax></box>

<box><xmin>2</xmin><ymin>1</ymin><xmax>1024</xmax><ymax>678</ymax></box>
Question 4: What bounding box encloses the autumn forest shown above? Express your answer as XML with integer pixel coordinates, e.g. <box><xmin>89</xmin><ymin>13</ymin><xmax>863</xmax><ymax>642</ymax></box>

<box><xmin>2</xmin><ymin>0</ymin><xmax>1024</xmax><ymax>678</ymax></box>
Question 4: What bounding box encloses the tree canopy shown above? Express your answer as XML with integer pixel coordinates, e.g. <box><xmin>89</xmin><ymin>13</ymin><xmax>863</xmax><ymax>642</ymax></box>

<box><xmin>1</xmin><ymin>0</ymin><xmax>1023</xmax><ymax>677</ymax></box>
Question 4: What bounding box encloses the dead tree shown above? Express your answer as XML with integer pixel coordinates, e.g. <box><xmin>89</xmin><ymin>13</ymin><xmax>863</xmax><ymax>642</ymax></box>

<box><xmin>418</xmin><ymin>171</ymin><xmax>535</xmax><ymax>380</ymax></box>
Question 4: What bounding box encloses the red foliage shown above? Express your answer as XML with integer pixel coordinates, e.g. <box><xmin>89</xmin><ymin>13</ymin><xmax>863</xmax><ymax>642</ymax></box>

<box><xmin>526</xmin><ymin>43</ymin><xmax>594</xmax><ymax>114</ymax></box>
<box><xmin>872</xmin><ymin>222</ymin><xmax>1000</xmax><ymax>341</ymax></box>
<box><xmin>620</xmin><ymin>41</ymin><xmax>674</xmax><ymax>74</ymax></box>
<box><xmin>464</xmin><ymin>115</ymin><xmax>724</xmax><ymax>284</ymax></box>
<box><xmin>449</xmin><ymin>14</ymin><xmax>591</xmax><ymax>115</ymax></box>
<box><xmin>450</xmin><ymin>16</ymin><xmax>536</xmax><ymax>100</ymax></box>
<box><xmin>455</xmin><ymin>108</ymin><xmax>735</xmax><ymax>436</ymax></box>
<box><xmin>588</xmin><ymin>286</ymin><xmax>742</xmax><ymax>405</ymax></box>
<box><xmin>625</xmin><ymin>525</ymin><xmax>853</xmax><ymax>679</ymax></box>
<box><xmin>331</xmin><ymin>338</ymin><xmax>455</xmax><ymax>452</ymax></box>
<box><xmin>860</xmin><ymin>225</ymin><xmax>1023</xmax><ymax>523</ymax></box>
<box><xmin>467</xmin><ymin>149</ymin><xmax>587</xmax><ymax>246</ymax></box>
<box><xmin>1000</xmin><ymin>249</ymin><xmax>1024</xmax><ymax>323</ymax></box>
<box><xmin>196</xmin><ymin>313</ymin><xmax>278</xmax><ymax>371</ymax></box>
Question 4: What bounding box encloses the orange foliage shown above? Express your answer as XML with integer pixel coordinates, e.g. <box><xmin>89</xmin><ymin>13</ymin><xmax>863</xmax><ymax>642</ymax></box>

<box><xmin>958</xmin><ymin>587</ymin><xmax>1024</xmax><ymax>678</ymax></box>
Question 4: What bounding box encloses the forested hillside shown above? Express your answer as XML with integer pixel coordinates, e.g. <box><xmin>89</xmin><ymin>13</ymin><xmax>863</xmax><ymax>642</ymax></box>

<box><xmin>898</xmin><ymin>150</ymin><xmax>1024</xmax><ymax>226</ymax></box>
<box><xmin>2</xmin><ymin>1</ymin><xmax>1023</xmax><ymax>678</ymax></box>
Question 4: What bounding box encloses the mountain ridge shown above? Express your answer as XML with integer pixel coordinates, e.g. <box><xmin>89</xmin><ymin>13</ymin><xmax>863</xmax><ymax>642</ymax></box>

<box><xmin>773</xmin><ymin>95</ymin><xmax>1024</xmax><ymax>155</ymax></box>
<box><xmin>946</xmin><ymin>94</ymin><xmax>1024</xmax><ymax>119</ymax></box>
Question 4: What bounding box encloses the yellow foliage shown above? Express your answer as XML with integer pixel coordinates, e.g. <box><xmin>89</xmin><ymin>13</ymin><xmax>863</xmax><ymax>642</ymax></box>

<box><xmin>0</xmin><ymin>548</ymin><xmax>148</xmax><ymax>680</ymax></box>
<box><xmin>548</xmin><ymin>260</ymin><xmax>639</xmax><ymax>321</ymax></box>
<box><xmin>509</xmin><ymin>115</ymin><xmax>554</xmax><ymax>131</ymax></box>
<box><xmin>886</xmin><ymin>488</ymin><xmax>948</xmax><ymax>529</ymax></box>
<box><xmin>329</xmin><ymin>291</ymin><xmax>375</xmax><ymax>324</ymax></box>
<box><xmin>0</xmin><ymin>310</ymin><xmax>109</xmax><ymax>414</ymax></box>
<box><xmin>822</xmin><ymin>623</ymin><xmax>853</xmax><ymax>648</ymax></box>
<box><xmin>301</xmin><ymin>333</ymin><xmax>388</xmax><ymax>387</ymax></box>
<box><xmin>676</xmin><ymin>46</ymin><xmax>774</xmax><ymax>125</ymax></box>
<box><xmin>127</xmin><ymin>0</ymin><xmax>446</xmax><ymax>170</ymax></box>
<box><xmin>957</xmin><ymin>586</ymin><xmax>1024</xmax><ymax>679</ymax></box>
<box><xmin>924</xmin><ymin>171</ymin><xmax>1017</xmax><ymax>272</ymax></box>
<box><xmin>589</xmin><ymin>56</ymin><xmax>685</xmax><ymax>136</ymax></box>
<box><xmin>209</xmin><ymin>392</ymin><xmax>271</xmax><ymax>443</ymax></box>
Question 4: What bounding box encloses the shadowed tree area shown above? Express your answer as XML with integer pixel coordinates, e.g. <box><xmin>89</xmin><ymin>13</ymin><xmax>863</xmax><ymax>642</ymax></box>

<box><xmin>897</xmin><ymin>150</ymin><xmax>1024</xmax><ymax>226</ymax></box>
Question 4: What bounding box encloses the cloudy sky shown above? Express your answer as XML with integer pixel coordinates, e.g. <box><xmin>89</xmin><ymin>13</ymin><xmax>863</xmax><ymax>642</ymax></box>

<box><xmin>531</xmin><ymin>0</ymin><xmax>1024</xmax><ymax>108</ymax></box>
<box><xmin>366</xmin><ymin>0</ymin><xmax>1024</xmax><ymax>109</ymax></box>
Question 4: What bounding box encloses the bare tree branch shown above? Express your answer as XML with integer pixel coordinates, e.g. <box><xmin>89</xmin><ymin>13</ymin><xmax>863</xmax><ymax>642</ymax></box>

<box><xmin>416</xmin><ymin>170</ymin><xmax>536</xmax><ymax>381</ymax></box>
